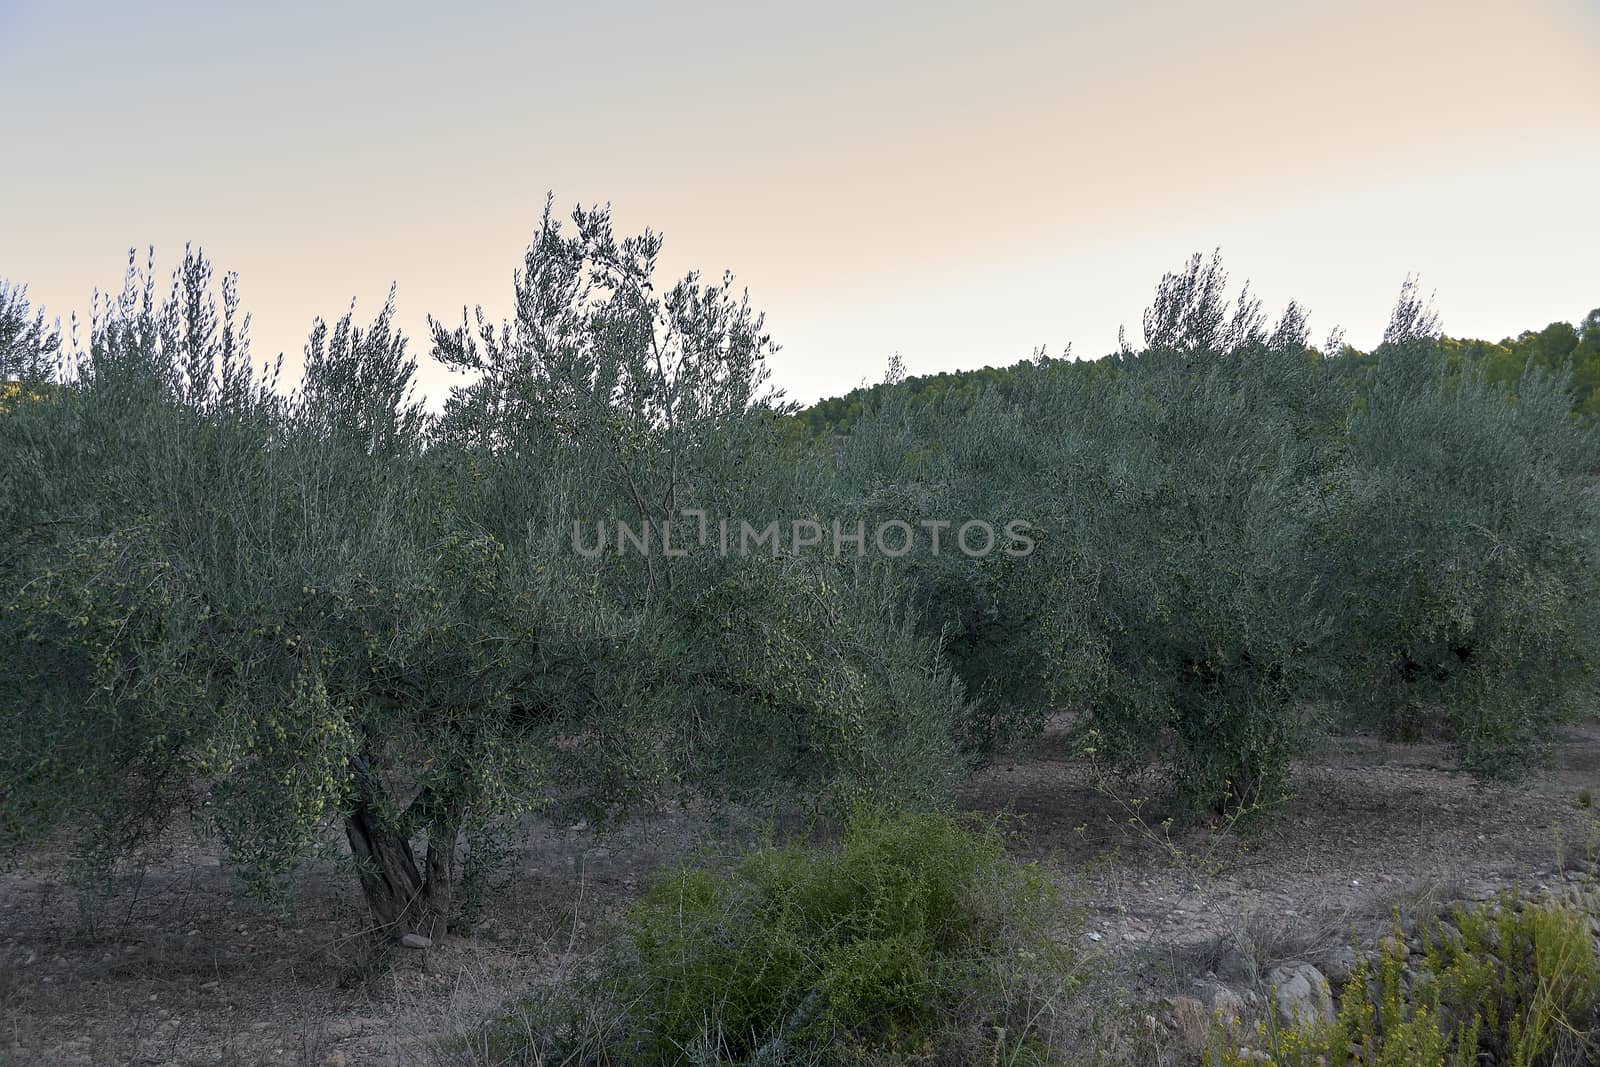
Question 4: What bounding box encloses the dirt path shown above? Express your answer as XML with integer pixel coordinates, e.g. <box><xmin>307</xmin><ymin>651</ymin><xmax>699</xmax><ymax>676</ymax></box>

<box><xmin>4</xmin><ymin>725</ymin><xmax>1598</xmax><ymax>1065</ymax></box>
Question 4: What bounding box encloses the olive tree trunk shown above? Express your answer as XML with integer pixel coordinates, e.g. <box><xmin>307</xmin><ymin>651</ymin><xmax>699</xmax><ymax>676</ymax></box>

<box><xmin>343</xmin><ymin>755</ymin><xmax>459</xmax><ymax>942</ymax></box>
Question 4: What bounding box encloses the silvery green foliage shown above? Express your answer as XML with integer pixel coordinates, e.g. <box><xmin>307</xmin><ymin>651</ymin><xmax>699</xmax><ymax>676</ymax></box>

<box><xmin>1</xmin><ymin>218</ymin><xmax>966</xmax><ymax>934</ymax></box>
<box><xmin>979</xmin><ymin>268</ymin><xmax>1349</xmax><ymax>810</ymax></box>
<box><xmin>0</xmin><ymin>279</ymin><xmax>61</xmax><ymax>382</ymax></box>
<box><xmin>295</xmin><ymin>286</ymin><xmax>426</xmax><ymax>452</ymax></box>
<box><xmin>841</xmin><ymin>257</ymin><xmax>1598</xmax><ymax>809</ymax></box>
<box><xmin>1138</xmin><ymin>249</ymin><xmax>1269</xmax><ymax>355</ymax></box>
<box><xmin>835</xmin><ymin>258</ymin><xmax>1345</xmax><ymax>798</ymax></box>
<box><xmin>834</xmin><ymin>359</ymin><xmax>1077</xmax><ymax>750</ymax></box>
<box><xmin>1033</xmin><ymin>336</ymin><xmax>1348</xmax><ymax>809</ymax></box>
<box><xmin>429</xmin><ymin>197</ymin><xmax>785</xmax><ymax>542</ymax></box>
<box><xmin>75</xmin><ymin>246</ymin><xmax>282</xmax><ymax>414</ymax></box>
<box><xmin>428</xmin><ymin>199</ymin><xmax>965</xmax><ymax>811</ymax></box>
<box><xmin>1314</xmin><ymin>293</ymin><xmax>1600</xmax><ymax>766</ymax></box>
<box><xmin>2</xmin><ymin>247</ymin><xmax>284</xmax><ymax>866</ymax></box>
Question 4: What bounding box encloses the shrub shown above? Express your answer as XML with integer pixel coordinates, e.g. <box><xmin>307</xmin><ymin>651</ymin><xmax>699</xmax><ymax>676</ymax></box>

<box><xmin>1213</xmin><ymin>892</ymin><xmax>1600</xmax><ymax>1067</ymax></box>
<box><xmin>478</xmin><ymin>810</ymin><xmax>1079</xmax><ymax>1065</ymax></box>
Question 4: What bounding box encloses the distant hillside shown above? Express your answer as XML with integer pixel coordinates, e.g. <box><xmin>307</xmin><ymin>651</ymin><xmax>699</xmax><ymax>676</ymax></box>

<box><xmin>795</xmin><ymin>308</ymin><xmax>1600</xmax><ymax>437</ymax></box>
<box><xmin>795</xmin><ymin>358</ymin><xmax>1052</xmax><ymax>438</ymax></box>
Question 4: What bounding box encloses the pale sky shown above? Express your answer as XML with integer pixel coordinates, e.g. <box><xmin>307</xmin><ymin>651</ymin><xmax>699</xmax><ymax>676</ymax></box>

<box><xmin>3</xmin><ymin>0</ymin><xmax>1597</xmax><ymax>405</ymax></box>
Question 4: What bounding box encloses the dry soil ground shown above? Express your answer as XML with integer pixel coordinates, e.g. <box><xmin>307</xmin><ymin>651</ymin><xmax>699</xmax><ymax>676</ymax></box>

<box><xmin>4</xmin><ymin>722</ymin><xmax>1598</xmax><ymax>1066</ymax></box>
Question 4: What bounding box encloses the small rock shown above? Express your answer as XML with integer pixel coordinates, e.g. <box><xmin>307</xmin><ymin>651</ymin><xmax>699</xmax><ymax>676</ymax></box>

<box><xmin>1322</xmin><ymin>945</ymin><xmax>1359</xmax><ymax>987</ymax></box>
<box><xmin>400</xmin><ymin>932</ymin><xmax>433</xmax><ymax>950</ymax></box>
<box><xmin>1216</xmin><ymin>947</ymin><xmax>1255</xmax><ymax>982</ymax></box>
<box><xmin>1264</xmin><ymin>962</ymin><xmax>1335</xmax><ymax>1028</ymax></box>
<box><xmin>1193</xmin><ymin>980</ymin><xmax>1248</xmax><ymax>1025</ymax></box>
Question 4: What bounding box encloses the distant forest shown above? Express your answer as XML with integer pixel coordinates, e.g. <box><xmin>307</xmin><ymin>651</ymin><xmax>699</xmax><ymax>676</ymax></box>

<box><xmin>794</xmin><ymin>307</ymin><xmax>1600</xmax><ymax>438</ymax></box>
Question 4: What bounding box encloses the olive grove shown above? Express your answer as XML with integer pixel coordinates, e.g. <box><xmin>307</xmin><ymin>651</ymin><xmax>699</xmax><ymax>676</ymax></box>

<box><xmin>3</xmin><ymin>216</ymin><xmax>1597</xmax><ymax>939</ymax></box>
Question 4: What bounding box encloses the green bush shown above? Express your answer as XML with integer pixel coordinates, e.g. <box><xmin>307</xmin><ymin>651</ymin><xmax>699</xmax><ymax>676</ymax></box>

<box><xmin>483</xmin><ymin>810</ymin><xmax>1079</xmax><ymax>1065</ymax></box>
<box><xmin>1215</xmin><ymin>892</ymin><xmax>1600</xmax><ymax>1067</ymax></box>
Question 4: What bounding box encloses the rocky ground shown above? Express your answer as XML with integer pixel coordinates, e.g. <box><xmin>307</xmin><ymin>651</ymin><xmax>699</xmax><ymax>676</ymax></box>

<box><xmin>3</xmin><ymin>721</ymin><xmax>1598</xmax><ymax>1066</ymax></box>
<box><xmin>967</xmin><ymin>722</ymin><xmax>1600</xmax><ymax>961</ymax></box>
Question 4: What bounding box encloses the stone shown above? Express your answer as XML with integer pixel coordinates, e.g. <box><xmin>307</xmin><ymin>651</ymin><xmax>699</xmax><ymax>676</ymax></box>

<box><xmin>1263</xmin><ymin>962</ymin><xmax>1335</xmax><ymax>1029</ymax></box>
<box><xmin>1193</xmin><ymin>980</ymin><xmax>1249</xmax><ymax>1026</ymax></box>
<box><xmin>1216</xmin><ymin>946</ymin><xmax>1256</xmax><ymax>983</ymax></box>
<box><xmin>1321</xmin><ymin>945</ymin><xmax>1360</xmax><ymax>987</ymax></box>
<box><xmin>399</xmin><ymin>932</ymin><xmax>433</xmax><ymax>950</ymax></box>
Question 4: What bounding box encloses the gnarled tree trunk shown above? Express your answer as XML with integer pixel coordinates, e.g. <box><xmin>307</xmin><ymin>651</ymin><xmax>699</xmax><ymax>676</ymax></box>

<box><xmin>343</xmin><ymin>754</ymin><xmax>458</xmax><ymax>942</ymax></box>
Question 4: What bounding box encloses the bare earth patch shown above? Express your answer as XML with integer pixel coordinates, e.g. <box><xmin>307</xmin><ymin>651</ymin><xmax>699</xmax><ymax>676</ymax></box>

<box><xmin>5</xmin><ymin>723</ymin><xmax>1598</xmax><ymax>1065</ymax></box>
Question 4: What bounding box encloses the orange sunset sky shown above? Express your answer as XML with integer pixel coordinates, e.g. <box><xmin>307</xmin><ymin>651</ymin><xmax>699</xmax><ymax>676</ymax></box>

<box><xmin>2</xmin><ymin>0</ymin><xmax>1597</xmax><ymax>404</ymax></box>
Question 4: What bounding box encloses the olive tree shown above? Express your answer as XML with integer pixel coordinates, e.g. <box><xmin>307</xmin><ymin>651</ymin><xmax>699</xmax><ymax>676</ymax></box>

<box><xmin>833</xmin><ymin>358</ymin><xmax>1072</xmax><ymax>751</ymax></box>
<box><xmin>3</xmin><ymin>213</ymin><xmax>967</xmax><ymax>942</ymax></box>
<box><xmin>1314</xmin><ymin>283</ymin><xmax>1600</xmax><ymax>765</ymax></box>
<box><xmin>1034</xmin><ymin>355</ymin><xmax>1347</xmax><ymax>809</ymax></box>
<box><xmin>427</xmin><ymin>197</ymin><xmax>967</xmax><ymax>814</ymax></box>
<box><xmin>835</xmin><ymin>254</ymin><xmax>1348</xmax><ymax>809</ymax></box>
